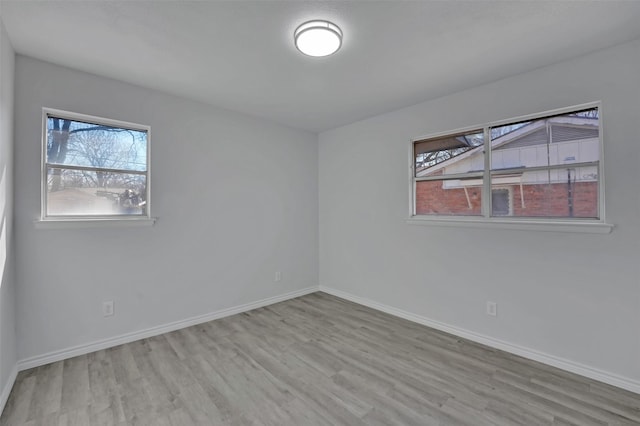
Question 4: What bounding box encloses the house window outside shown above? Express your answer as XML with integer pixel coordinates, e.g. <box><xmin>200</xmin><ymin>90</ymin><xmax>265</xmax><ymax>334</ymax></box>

<box><xmin>491</xmin><ymin>188</ymin><xmax>511</xmax><ymax>216</ymax></box>
<box><xmin>412</xmin><ymin>104</ymin><xmax>601</xmax><ymax>221</ymax></box>
<box><xmin>42</xmin><ymin>109</ymin><xmax>150</xmax><ymax>219</ymax></box>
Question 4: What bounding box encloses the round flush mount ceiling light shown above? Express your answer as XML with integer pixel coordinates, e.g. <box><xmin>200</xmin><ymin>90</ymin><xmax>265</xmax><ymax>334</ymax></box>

<box><xmin>294</xmin><ymin>20</ymin><xmax>342</xmax><ymax>57</ymax></box>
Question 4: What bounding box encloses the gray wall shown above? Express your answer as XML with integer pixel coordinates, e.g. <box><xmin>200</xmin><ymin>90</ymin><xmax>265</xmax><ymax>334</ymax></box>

<box><xmin>14</xmin><ymin>56</ymin><xmax>318</xmax><ymax>361</ymax></box>
<box><xmin>319</xmin><ymin>39</ymin><xmax>640</xmax><ymax>383</ymax></box>
<box><xmin>0</xmin><ymin>17</ymin><xmax>16</xmax><ymax>402</ymax></box>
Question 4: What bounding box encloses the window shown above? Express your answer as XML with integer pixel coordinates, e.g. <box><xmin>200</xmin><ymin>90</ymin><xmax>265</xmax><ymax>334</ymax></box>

<box><xmin>491</xmin><ymin>188</ymin><xmax>511</xmax><ymax>216</ymax></box>
<box><xmin>411</xmin><ymin>104</ymin><xmax>602</xmax><ymax>223</ymax></box>
<box><xmin>42</xmin><ymin>109</ymin><xmax>150</xmax><ymax>220</ymax></box>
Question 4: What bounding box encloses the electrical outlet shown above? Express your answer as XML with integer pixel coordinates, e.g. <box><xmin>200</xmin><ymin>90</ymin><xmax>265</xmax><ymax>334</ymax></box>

<box><xmin>486</xmin><ymin>301</ymin><xmax>497</xmax><ymax>317</ymax></box>
<box><xmin>274</xmin><ymin>271</ymin><xmax>282</xmax><ymax>282</ymax></box>
<box><xmin>103</xmin><ymin>301</ymin><xmax>114</xmax><ymax>317</ymax></box>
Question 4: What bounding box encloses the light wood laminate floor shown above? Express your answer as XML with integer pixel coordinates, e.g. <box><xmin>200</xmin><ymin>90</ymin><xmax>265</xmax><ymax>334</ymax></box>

<box><xmin>2</xmin><ymin>292</ymin><xmax>639</xmax><ymax>425</ymax></box>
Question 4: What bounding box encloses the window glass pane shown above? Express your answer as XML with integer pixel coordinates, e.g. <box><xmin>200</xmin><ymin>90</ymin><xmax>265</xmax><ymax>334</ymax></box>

<box><xmin>490</xmin><ymin>165</ymin><xmax>598</xmax><ymax>218</ymax></box>
<box><xmin>416</xmin><ymin>177</ymin><xmax>483</xmax><ymax>216</ymax></box>
<box><xmin>491</xmin><ymin>108</ymin><xmax>599</xmax><ymax>170</ymax></box>
<box><xmin>415</xmin><ymin>130</ymin><xmax>484</xmax><ymax>177</ymax></box>
<box><xmin>46</xmin><ymin>116</ymin><xmax>147</xmax><ymax>171</ymax></box>
<box><xmin>46</xmin><ymin>168</ymin><xmax>147</xmax><ymax>216</ymax></box>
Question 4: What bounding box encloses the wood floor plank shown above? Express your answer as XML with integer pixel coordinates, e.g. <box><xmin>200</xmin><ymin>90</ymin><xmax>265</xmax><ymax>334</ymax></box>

<box><xmin>60</xmin><ymin>356</ymin><xmax>90</xmax><ymax>413</ymax></box>
<box><xmin>25</xmin><ymin>362</ymin><xmax>63</xmax><ymax>422</ymax></box>
<box><xmin>86</xmin><ymin>349</ymin><xmax>126</xmax><ymax>425</ymax></box>
<box><xmin>1</xmin><ymin>375</ymin><xmax>36</xmax><ymax>426</ymax></box>
<box><xmin>2</xmin><ymin>292</ymin><xmax>639</xmax><ymax>426</ymax></box>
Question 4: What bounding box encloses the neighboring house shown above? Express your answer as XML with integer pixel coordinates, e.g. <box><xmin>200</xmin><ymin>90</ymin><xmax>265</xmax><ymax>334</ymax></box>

<box><xmin>415</xmin><ymin>116</ymin><xmax>599</xmax><ymax>217</ymax></box>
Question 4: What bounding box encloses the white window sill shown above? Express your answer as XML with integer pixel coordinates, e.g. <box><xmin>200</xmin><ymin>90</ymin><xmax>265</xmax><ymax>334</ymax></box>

<box><xmin>35</xmin><ymin>217</ymin><xmax>157</xmax><ymax>229</ymax></box>
<box><xmin>406</xmin><ymin>216</ymin><xmax>614</xmax><ymax>234</ymax></box>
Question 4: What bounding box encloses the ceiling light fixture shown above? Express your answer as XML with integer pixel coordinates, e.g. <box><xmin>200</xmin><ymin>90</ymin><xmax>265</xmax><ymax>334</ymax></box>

<box><xmin>294</xmin><ymin>20</ymin><xmax>342</xmax><ymax>57</ymax></box>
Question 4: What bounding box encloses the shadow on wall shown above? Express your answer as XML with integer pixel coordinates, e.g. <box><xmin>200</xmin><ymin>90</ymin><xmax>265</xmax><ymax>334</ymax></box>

<box><xmin>0</xmin><ymin>164</ymin><xmax>6</xmax><ymax>287</ymax></box>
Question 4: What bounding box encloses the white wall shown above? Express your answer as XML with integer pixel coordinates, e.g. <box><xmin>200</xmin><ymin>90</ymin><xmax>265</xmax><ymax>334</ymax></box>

<box><xmin>319</xmin><ymin>39</ymin><xmax>640</xmax><ymax>386</ymax></box>
<box><xmin>14</xmin><ymin>56</ymin><xmax>318</xmax><ymax>361</ymax></box>
<box><xmin>0</xmin><ymin>16</ymin><xmax>17</xmax><ymax>408</ymax></box>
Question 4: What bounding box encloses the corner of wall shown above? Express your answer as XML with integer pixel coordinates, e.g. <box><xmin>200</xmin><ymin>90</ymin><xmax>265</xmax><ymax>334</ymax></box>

<box><xmin>0</xmin><ymin>14</ymin><xmax>18</xmax><ymax>416</ymax></box>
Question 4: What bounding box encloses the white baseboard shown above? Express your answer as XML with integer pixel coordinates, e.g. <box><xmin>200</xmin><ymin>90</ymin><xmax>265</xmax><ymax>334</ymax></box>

<box><xmin>15</xmin><ymin>284</ymin><xmax>640</xmax><ymax>396</ymax></box>
<box><xmin>0</xmin><ymin>365</ymin><xmax>18</xmax><ymax>416</ymax></box>
<box><xmin>17</xmin><ymin>286</ymin><xmax>318</xmax><ymax>371</ymax></box>
<box><xmin>319</xmin><ymin>285</ymin><xmax>640</xmax><ymax>395</ymax></box>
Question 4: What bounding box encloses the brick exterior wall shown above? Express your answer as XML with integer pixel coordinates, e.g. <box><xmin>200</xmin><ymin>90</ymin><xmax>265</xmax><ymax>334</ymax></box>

<box><xmin>416</xmin><ymin>180</ymin><xmax>598</xmax><ymax>218</ymax></box>
<box><xmin>416</xmin><ymin>180</ymin><xmax>482</xmax><ymax>216</ymax></box>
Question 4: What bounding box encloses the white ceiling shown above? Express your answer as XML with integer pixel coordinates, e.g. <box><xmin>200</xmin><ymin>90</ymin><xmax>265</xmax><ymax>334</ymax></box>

<box><xmin>2</xmin><ymin>1</ymin><xmax>640</xmax><ymax>132</ymax></box>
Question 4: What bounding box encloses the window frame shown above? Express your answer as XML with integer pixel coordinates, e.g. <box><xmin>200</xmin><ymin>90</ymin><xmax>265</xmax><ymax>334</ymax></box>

<box><xmin>39</xmin><ymin>108</ymin><xmax>153</xmax><ymax>225</ymax></box>
<box><xmin>408</xmin><ymin>102</ymin><xmax>613</xmax><ymax>233</ymax></box>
